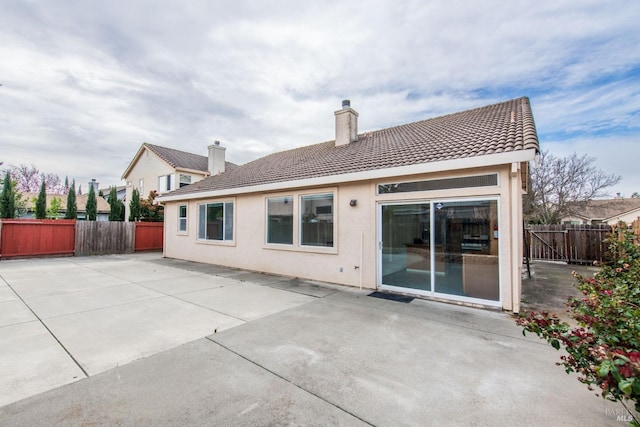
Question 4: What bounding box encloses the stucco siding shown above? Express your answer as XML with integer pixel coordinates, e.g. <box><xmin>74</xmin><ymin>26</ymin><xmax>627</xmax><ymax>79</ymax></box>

<box><xmin>163</xmin><ymin>164</ymin><xmax>521</xmax><ymax>310</ymax></box>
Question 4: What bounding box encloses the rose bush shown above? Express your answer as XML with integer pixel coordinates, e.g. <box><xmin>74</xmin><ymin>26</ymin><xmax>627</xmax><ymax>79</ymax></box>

<box><xmin>517</xmin><ymin>223</ymin><xmax>640</xmax><ymax>423</ymax></box>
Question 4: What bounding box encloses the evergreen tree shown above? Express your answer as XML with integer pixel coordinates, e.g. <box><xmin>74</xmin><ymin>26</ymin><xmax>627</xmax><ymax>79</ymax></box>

<box><xmin>35</xmin><ymin>180</ymin><xmax>47</xmax><ymax>219</ymax></box>
<box><xmin>86</xmin><ymin>184</ymin><xmax>97</xmax><ymax>221</ymax></box>
<box><xmin>64</xmin><ymin>176</ymin><xmax>69</xmax><ymax>194</ymax></box>
<box><xmin>65</xmin><ymin>180</ymin><xmax>77</xmax><ymax>219</ymax></box>
<box><xmin>0</xmin><ymin>172</ymin><xmax>16</xmax><ymax>219</ymax></box>
<box><xmin>47</xmin><ymin>197</ymin><xmax>62</xmax><ymax>219</ymax></box>
<box><xmin>129</xmin><ymin>188</ymin><xmax>140</xmax><ymax>221</ymax></box>
<box><xmin>108</xmin><ymin>186</ymin><xmax>123</xmax><ymax>221</ymax></box>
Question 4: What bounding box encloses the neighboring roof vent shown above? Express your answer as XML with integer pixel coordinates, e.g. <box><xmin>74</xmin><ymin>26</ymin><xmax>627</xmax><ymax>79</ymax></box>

<box><xmin>208</xmin><ymin>141</ymin><xmax>226</xmax><ymax>175</ymax></box>
<box><xmin>335</xmin><ymin>100</ymin><xmax>358</xmax><ymax>147</ymax></box>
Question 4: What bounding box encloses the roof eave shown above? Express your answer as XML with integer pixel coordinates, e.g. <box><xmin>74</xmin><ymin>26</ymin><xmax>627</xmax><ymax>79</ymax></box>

<box><xmin>158</xmin><ymin>149</ymin><xmax>537</xmax><ymax>203</ymax></box>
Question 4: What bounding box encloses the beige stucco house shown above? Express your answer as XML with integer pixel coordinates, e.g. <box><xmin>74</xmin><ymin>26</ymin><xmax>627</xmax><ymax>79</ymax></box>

<box><xmin>561</xmin><ymin>198</ymin><xmax>640</xmax><ymax>225</ymax></box>
<box><xmin>121</xmin><ymin>142</ymin><xmax>236</xmax><ymax>221</ymax></box>
<box><xmin>157</xmin><ymin>98</ymin><xmax>539</xmax><ymax>312</ymax></box>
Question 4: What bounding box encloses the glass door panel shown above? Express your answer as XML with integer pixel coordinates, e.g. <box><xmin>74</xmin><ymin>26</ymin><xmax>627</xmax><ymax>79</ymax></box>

<box><xmin>433</xmin><ymin>200</ymin><xmax>499</xmax><ymax>301</ymax></box>
<box><xmin>381</xmin><ymin>204</ymin><xmax>431</xmax><ymax>291</ymax></box>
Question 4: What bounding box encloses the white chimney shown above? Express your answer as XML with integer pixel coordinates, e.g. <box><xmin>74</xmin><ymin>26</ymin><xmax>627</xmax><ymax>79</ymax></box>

<box><xmin>334</xmin><ymin>99</ymin><xmax>358</xmax><ymax>147</ymax></box>
<box><xmin>208</xmin><ymin>141</ymin><xmax>226</xmax><ymax>175</ymax></box>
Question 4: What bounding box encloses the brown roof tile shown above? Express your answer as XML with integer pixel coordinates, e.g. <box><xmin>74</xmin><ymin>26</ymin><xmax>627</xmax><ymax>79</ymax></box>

<box><xmin>144</xmin><ymin>143</ymin><xmax>237</xmax><ymax>173</ymax></box>
<box><xmin>166</xmin><ymin>97</ymin><xmax>539</xmax><ymax>197</ymax></box>
<box><xmin>22</xmin><ymin>193</ymin><xmax>111</xmax><ymax>213</ymax></box>
<box><xmin>567</xmin><ymin>198</ymin><xmax>640</xmax><ymax>221</ymax></box>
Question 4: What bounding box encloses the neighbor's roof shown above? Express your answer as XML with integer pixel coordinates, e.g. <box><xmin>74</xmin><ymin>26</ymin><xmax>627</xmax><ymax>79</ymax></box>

<box><xmin>22</xmin><ymin>193</ymin><xmax>111</xmax><ymax>213</ymax></box>
<box><xmin>122</xmin><ymin>143</ymin><xmax>238</xmax><ymax>179</ymax></box>
<box><xmin>162</xmin><ymin>97</ymin><xmax>539</xmax><ymax>200</ymax></box>
<box><xmin>566</xmin><ymin>198</ymin><xmax>640</xmax><ymax>221</ymax></box>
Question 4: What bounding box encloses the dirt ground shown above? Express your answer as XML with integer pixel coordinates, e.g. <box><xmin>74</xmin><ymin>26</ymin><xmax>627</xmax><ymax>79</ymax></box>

<box><xmin>520</xmin><ymin>260</ymin><xmax>599</xmax><ymax>317</ymax></box>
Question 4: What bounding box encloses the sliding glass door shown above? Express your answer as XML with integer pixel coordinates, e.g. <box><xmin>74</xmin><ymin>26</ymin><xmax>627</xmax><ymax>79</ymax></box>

<box><xmin>379</xmin><ymin>199</ymin><xmax>500</xmax><ymax>303</ymax></box>
<box><xmin>381</xmin><ymin>203</ymin><xmax>431</xmax><ymax>291</ymax></box>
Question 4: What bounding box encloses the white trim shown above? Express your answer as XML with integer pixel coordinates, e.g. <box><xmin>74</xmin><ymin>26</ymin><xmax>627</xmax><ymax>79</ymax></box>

<box><xmin>376</xmin><ymin>196</ymin><xmax>502</xmax><ymax>306</ymax></box>
<box><xmin>157</xmin><ymin>149</ymin><xmax>536</xmax><ymax>203</ymax></box>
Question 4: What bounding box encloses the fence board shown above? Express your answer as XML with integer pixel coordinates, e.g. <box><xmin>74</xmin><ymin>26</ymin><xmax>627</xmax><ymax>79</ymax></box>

<box><xmin>75</xmin><ymin>221</ymin><xmax>134</xmax><ymax>255</ymax></box>
<box><xmin>526</xmin><ymin>224</ymin><xmax>611</xmax><ymax>264</ymax></box>
<box><xmin>0</xmin><ymin>219</ymin><xmax>75</xmax><ymax>259</ymax></box>
<box><xmin>134</xmin><ymin>222</ymin><xmax>164</xmax><ymax>251</ymax></box>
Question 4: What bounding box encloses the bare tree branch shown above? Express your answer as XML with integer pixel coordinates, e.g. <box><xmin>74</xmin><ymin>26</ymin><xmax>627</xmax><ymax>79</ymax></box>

<box><xmin>526</xmin><ymin>151</ymin><xmax>621</xmax><ymax>224</ymax></box>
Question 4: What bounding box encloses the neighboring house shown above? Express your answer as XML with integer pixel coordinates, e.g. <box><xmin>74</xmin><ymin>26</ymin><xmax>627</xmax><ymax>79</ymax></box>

<box><xmin>121</xmin><ymin>142</ymin><xmax>237</xmax><ymax>221</ymax></box>
<box><xmin>99</xmin><ymin>185</ymin><xmax>127</xmax><ymax>202</ymax></box>
<box><xmin>157</xmin><ymin>98</ymin><xmax>539</xmax><ymax>313</ymax></box>
<box><xmin>20</xmin><ymin>192</ymin><xmax>111</xmax><ymax>221</ymax></box>
<box><xmin>562</xmin><ymin>198</ymin><xmax>640</xmax><ymax>225</ymax></box>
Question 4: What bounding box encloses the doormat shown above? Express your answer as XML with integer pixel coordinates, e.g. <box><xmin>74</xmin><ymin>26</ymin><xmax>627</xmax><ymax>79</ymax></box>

<box><xmin>368</xmin><ymin>291</ymin><xmax>414</xmax><ymax>303</ymax></box>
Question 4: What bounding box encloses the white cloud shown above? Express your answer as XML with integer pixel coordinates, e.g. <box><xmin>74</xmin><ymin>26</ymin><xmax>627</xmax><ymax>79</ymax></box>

<box><xmin>0</xmin><ymin>0</ymin><xmax>638</xmax><ymax>191</ymax></box>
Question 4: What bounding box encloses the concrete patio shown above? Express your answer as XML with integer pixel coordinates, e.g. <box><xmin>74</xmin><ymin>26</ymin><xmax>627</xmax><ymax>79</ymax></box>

<box><xmin>0</xmin><ymin>253</ymin><xmax>633</xmax><ymax>425</ymax></box>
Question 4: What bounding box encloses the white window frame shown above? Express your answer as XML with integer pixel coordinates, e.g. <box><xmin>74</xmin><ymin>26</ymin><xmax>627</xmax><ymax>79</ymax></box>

<box><xmin>179</xmin><ymin>174</ymin><xmax>192</xmax><ymax>188</ymax></box>
<box><xmin>265</xmin><ymin>196</ymin><xmax>294</xmax><ymax>246</ymax></box>
<box><xmin>197</xmin><ymin>200</ymin><xmax>235</xmax><ymax>243</ymax></box>
<box><xmin>158</xmin><ymin>174</ymin><xmax>173</xmax><ymax>193</ymax></box>
<box><xmin>178</xmin><ymin>204</ymin><xmax>188</xmax><ymax>234</ymax></box>
<box><xmin>300</xmin><ymin>192</ymin><xmax>335</xmax><ymax>248</ymax></box>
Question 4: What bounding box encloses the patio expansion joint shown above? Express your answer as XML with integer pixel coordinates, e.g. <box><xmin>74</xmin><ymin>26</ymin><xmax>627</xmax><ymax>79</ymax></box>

<box><xmin>134</xmin><ymin>282</ymin><xmax>249</xmax><ymax>322</ymax></box>
<box><xmin>206</xmin><ymin>336</ymin><xmax>375</xmax><ymax>427</ymax></box>
<box><xmin>0</xmin><ymin>273</ymin><xmax>90</xmax><ymax>378</ymax></box>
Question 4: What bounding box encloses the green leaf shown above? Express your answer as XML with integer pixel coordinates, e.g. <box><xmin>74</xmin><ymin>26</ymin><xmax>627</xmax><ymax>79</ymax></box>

<box><xmin>550</xmin><ymin>339</ymin><xmax>560</xmax><ymax>350</ymax></box>
<box><xmin>619</xmin><ymin>379</ymin><xmax>633</xmax><ymax>395</ymax></box>
<box><xmin>598</xmin><ymin>362</ymin><xmax>611</xmax><ymax>377</ymax></box>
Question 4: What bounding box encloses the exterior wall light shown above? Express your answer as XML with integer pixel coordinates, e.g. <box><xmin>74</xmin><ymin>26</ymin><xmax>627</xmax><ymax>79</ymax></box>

<box><xmin>349</xmin><ymin>199</ymin><xmax>357</xmax><ymax>207</ymax></box>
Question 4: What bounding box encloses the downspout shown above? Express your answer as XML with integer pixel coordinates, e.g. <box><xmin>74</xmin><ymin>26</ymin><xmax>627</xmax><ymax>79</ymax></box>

<box><xmin>359</xmin><ymin>232</ymin><xmax>363</xmax><ymax>290</ymax></box>
<box><xmin>510</xmin><ymin>162</ymin><xmax>522</xmax><ymax>313</ymax></box>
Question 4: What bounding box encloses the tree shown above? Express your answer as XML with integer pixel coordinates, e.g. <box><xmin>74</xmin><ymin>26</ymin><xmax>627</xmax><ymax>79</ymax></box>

<box><xmin>65</xmin><ymin>180</ymin><xmax>77</xmax><ymax>219</ymax></box>
<box><xmin>517</xmin><ymin>224</ymin><xmax>640</xmax><ymax>422</ymax></box>
<box><xmin>4</xmin><ymin>164</ymin><xmax>65</xmax><ymax>193</ymax></box>
<box><xmin>0</xmin><ymin>172</ymin><xmax>16</xmax><ymax>218</ymax></box>
<box><xmin>129</xmin><ymin>188</ymin><xmax>141</xmax><ymax>221</ymax></box>
<box><xmin>47</xmin><ymin>197</ymin><xmax>62</xmax><ymax>219</ymax></box>
<box><xmin>525</xmin><ymin>151</ymin><xmax>621</xmax><ymax>224</ymax></box>
<box><xmin>140</xmin><ymin>191</ymin><xmax>164</xmax><ymax>222</ymax></box>
<box><xmin>108</xmin><ymin>187</ymin><xmax>124</xmax><ymax>221</ymax></box>
<box><xmin>35</xmin><ymin>180</ymin><xmax>47</xmax><ymax>219</ymax></box>
<box><xmin>86</xmin><ymin>184</ymin><xmax>97</xmax><ymax>221</ymax></box>
<box><xmin>632</xmin><ymin>192</ymin><xmax>640</xmax><ymax>199</ymax></box>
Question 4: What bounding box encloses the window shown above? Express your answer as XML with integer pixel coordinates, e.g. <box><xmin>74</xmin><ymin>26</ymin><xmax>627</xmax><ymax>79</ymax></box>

<box><xmin>198</xmin><ymin>202</ymin><xmax>234</xmax><ymax>241</ymax></box>
<box><xmin>158</xmin><ymin>174</ymin><xmax>173</xmax><ymax>192</ymax></box>
<box><xmin>301</xmin><ymin>193</ymin><xmax>334</xmax><ymax>247</ymax></box>
<box><xmin>267</xmin><ymin>196</ymin><xmax>293</xmax><ymax>244</ymax></box>
<box><xmin>139</xmin><ymin>179</ymin><xmax>144</xmax><ymax>196</ymax></box>
<box><xmin>178</xmin><ymin>205</ymin><xmax>187</xmax><ymax>233</ymax></box>
<box><xmin>179</xmin><ymin>174</ymin><xmax>192</xmax><ymax>188</ymax></box>
<box><xmin>378</xmin><ymin>174</ymin><xmax>498</xmax><ymax>194</ymax></box>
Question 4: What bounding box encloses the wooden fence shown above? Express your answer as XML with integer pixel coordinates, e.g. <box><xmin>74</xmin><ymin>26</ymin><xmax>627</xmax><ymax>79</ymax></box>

<box><xmin>632</xmin><ymin>217</ymin><xmax>640</xmax><ymax>245</ymax></box>
<box><xmin>0</xmin><ymin>219</ymin><xmax>76</xmax><ymax>259</ymax></box>
<box><xmin>0</xmin><ymin>220</ymin><xmax>163</xmax><ymax>259</ymax></box>
<box><xmin>75</xmin><ymin>222</ymin><xmax>135</xmax><ymax>256</ymax></box>
<box><xmin>134</xmin><ymin>222</ymin><xmax>164</xmax><ymax>251</ymax></box>
<box><xmin>526</xmin><ymin>224</ymin><xmax>611</xmax><ymax>264</ymax></box>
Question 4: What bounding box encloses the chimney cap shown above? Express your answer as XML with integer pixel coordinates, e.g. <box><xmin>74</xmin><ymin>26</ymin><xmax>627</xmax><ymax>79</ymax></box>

<box><xmin>342</xmin><ymin>99</ymin><xmax>351</xmax><ymax>109</ymax></box>
<box><xmin>214</xmin><ymin>140</ymin><xmax>220</xmax><ymax>146</ymax></box>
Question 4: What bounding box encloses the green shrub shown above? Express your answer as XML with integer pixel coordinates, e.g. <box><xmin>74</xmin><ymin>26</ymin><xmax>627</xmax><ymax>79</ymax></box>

<box><xmin>517</xmin><ymin>223</ymin><xmax>640</xmax><ymax>423</ymax></box>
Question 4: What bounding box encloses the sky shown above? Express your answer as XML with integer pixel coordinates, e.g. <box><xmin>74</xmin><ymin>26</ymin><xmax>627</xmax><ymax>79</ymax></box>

<box><xmin>1</xmin><ymin>1</ymin><xmax>639</xmax><ymax>196</ymax></box>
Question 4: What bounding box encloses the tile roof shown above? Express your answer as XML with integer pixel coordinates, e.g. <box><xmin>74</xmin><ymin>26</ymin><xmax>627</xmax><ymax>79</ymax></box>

<box><xmin>22</xmin><ymin>193</ymin><xmax>111</xmax><ymax>213</ymax></box>
<box><xmin>165</xmin><ymin>97</ymin><xmax>539</xmax><ymax>197</ymax></box>
<box><xmin>566</xmin><ymin>198</ymin><xmax>640</xmax><ymax>221</ymax></box>
<box><xmin>144</xmin><ymin>143</ymin><xmax>237</xmax><ymax>173</ymax></box>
